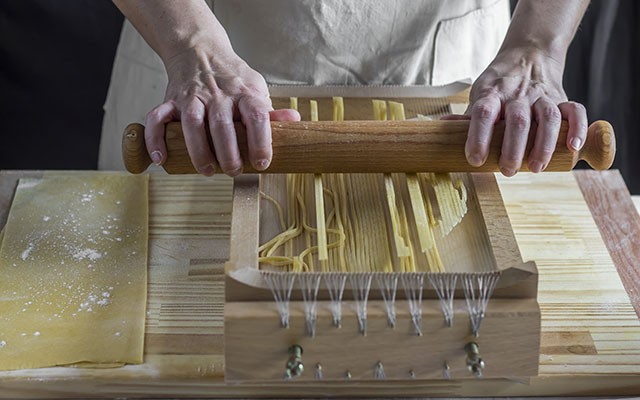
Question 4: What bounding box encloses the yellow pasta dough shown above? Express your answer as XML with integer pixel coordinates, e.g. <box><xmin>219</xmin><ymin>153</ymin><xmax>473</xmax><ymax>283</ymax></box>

<box><xmin>0</xmin><ymin>173</ymin><xmax>148</xmax><ymax>370</ymax></box>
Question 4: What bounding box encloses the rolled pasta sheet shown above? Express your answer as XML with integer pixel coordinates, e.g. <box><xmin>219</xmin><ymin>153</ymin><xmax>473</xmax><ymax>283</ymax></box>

<box><xmin>0</xmin><ymin>173</ymin><xmax>148</xmax><ymax>370</ymax></box>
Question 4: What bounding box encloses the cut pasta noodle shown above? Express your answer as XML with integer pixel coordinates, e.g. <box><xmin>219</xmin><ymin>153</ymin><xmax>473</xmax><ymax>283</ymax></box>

<box><xmin>258</xmin><ymin>98</ymin><xmax>468</xmax><ymax>274</ymax></box>
<box><xmin>310</xmin><ymin>100</ymin><xmax>319</xmax><ymax>122</ymax></box>
<box><xmin>332</xmin><ymin>97</ymin><xmax>344</xmax><ymax>121</ymax></box>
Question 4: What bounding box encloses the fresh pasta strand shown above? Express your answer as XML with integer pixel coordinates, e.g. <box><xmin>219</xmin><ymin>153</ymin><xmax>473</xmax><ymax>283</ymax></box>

<box><xmin>259</xmin><ymin>98</ymin><xmax>469</xmax><ymax>276</ymax></box>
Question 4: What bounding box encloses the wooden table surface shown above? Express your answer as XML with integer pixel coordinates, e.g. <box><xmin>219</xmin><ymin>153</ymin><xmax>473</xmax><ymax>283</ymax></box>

<box><xmin>0</xmin><ymin>170</ymin><xmax>639</xmax><ymax>399</ymax></box>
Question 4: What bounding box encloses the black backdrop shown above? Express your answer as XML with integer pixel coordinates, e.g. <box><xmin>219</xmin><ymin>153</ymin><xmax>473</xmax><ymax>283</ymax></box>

<box><xmin>0</xmin><ymin>0</ymin><xmax>638</xmax><ymax>193</ymax></box>
<box><xmin>0</xmin><ymin>0</ymin><xmax>123</xmax><ymax>170</ymax></box>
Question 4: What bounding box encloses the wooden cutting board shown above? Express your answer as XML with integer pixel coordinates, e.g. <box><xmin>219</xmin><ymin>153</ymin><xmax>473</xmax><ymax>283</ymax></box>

<box><xmin>0</xmin><ymin>170</ymin><xmax>638</xmax><ymax>398</ymax></box>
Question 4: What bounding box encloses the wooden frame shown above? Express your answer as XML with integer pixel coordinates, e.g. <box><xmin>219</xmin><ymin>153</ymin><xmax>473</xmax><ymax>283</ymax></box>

<box><xmin>1</xmin><ymin>170</ymin><xmax>638</xmax><ymax>397</ymax></box>
<box><xmin>224</xmin><ymin>173</ymin><xmax>540</xmax><ymax>382</ymax></box>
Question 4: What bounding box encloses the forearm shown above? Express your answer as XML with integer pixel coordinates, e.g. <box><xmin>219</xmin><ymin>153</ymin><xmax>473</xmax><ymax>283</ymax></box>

<box><xmin>500</xmin><ymin>0</ymin><xmax>589</xmax><ymax>62</ymax></box>
<box><xmin>112</xmin><ymin>0</ymin><xmax>233</xmax><ymax>63</ymax></box>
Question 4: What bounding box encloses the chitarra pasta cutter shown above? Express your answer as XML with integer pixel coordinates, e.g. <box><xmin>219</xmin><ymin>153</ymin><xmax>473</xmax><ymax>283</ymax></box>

<box><xmin>121</xmin><ymin>85</ymin><xmax>615</xmax><ymax>383</ymax></box>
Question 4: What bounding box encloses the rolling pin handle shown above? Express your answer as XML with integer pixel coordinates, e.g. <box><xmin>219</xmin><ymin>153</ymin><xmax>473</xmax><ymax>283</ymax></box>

<box><xmin>122</xmin><ymin>123</ymin><xmax>152</xmax><ymax>174</ymax></box>
<box><xmin>578</xmin><ymin>120</ymin><xmax>616</xmax><ymax>170</ymax></box>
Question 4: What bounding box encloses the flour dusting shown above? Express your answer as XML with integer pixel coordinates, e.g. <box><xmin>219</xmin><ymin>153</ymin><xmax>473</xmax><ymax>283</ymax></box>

<box><xmin>72</xmin><ymin>248</ymin><xmax>102</xmax><ymax>261</ymax></box>
<box><xmin>77</xmin><ymin>290</ymin><xmax>112</xmax><ymax>312</ymax></box>
<box><xmin>19</xmin><ymin>180</ymin><xmax>39</xmax><ymax>189</ymax></box>
<box><xmin>21</xmin><ymin>243</ymin><xmax>35</xmax><ymax>260</ymax></box>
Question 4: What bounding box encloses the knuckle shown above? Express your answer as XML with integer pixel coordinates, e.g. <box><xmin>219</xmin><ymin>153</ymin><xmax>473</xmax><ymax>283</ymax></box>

<box><xmin>145</xmin><ymin>108</ymin><xmax>164</xmax><ymax>124</ymax></box>
<box><xmin>534</xmin><ymin>147</ymin><xmax>555</xmax><ymax>161</ymax></box>
<box><xmin>145</xmin><ymin>136</ymin><xmax>163</xmax><ymax>149</ymax></box>
<box><xmin>228</xmin><ymin>76</ymin><xmax>244</xmax><ymax>89</ymax></box>
<box><xmin>245</xmin><ymin>109</ymin><xmax>270</xmax><ymax>122</ymax></box>
<box><xmin>182</xmin><ymin>109</ymin><xmax>204</xmax><ymax>125</ymax></box>
<box><xmin>221</xmin><ymin>76</ymin><xmax>250</xmax><ymax>96</ymax></box>
<box><xmin>471</xmin><ymin>102</ymin><xmax>495</xmax><ymax>120</ymax></box>
<box><xmin>208</xmin><ymin>110</ymin><xmax>233</xmax><ymax>124</ymax></box>
<box><xmin>507</xmin><ymin>111</ymin><xmax>530</xmax><ymax>130</ymax></box>
<box><xmin>205</xmin><ymin>82</ymin><xmax>228</xmax><ymax>99</ymax></box>
<box><xmin>473</xmin><ymin>135</ymin><xmax>492</xmax><ymax>147</ymax></box>
<box><xmin>241</xmin><ymin>83</ymin><xmax>269</xmax><ymax>99</ymax></box>
<box><xmin>540</xmin><ymin>105</ymin><xmax>561</xmax><ymax>122</ymax></box>
<box><xmin>540</xmin><ymin>144</ymin><xmax>556</xmax><ymax>156</ymax></box>
<box><xmin>577</xmin><ymin>123</ymin><xmax>588</xmax><ymax>135</ymax></box>
<box><xmin>568</xmin><ymin>101</ymin><xmax>587</xmax><ymax>114</ymax></box>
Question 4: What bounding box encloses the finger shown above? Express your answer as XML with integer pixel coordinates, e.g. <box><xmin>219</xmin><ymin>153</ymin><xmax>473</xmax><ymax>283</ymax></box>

<box><xmin>181</xmin><ymin>98</ymin><xmax>217</xmax><ymax>176</ymax></box>
<box><xmin>528</xmin><ymin>98</ymin><xmax>562</xmax><ymax>173</ymax></box>
<box><xmin>208</xmin><ymin>97</ymin><xmax>243</xmax><ymax>177</ymax></box>
<box><xmin>270</xmin><ymin>109</ymin><xmax>301</xmax><ymax>121</ymax></box>
<box><xmin>500</xmin><ymin>100</ymin><xmax>532</xmax><ymax>177</ymax></box>
<box><xmin>465</xmin><ymin>95</ymin><xmax>501</xmax><ymax>167</ymax></box>
<box><xmin>238</xmin><ymin>95</ymin><xmax>273</xmax><ymax>171</ymax></box>
<box><xmin>558</xmin><ymin>101</ymin><xmax>588</xmax><ymax>151</ymax></box>
<box><xmin>144</xmin><ymin>102</ymin><xmax>178</xmax><ymax>165</ymax></box>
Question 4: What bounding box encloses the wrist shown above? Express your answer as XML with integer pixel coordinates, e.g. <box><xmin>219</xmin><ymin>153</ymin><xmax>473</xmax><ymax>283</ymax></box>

<box><xmin>161</xmin><ymin>28</ymin><xmax>235</xmax><ymax>65</ymax></box>
<box><xmin>500</xmin><ymin>0</ymin><xmax>588</xmax><ymax>66</ymax></box>
<box><xmin>499</xmin><ymin>36</ymin><xmax>568</xmax><ymax>66</ymax></box>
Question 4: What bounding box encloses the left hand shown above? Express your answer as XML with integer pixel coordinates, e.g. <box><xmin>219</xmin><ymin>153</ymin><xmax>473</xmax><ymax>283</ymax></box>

<box><xmin>449</xmin><ymin>46</ymin><xmax>588</xmax><ymax>176</ymax></box>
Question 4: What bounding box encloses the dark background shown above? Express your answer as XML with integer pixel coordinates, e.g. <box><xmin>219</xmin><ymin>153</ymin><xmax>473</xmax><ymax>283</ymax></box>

<box><xmin>0</xmin><ymin>0</ymin><xmax>638</xmax><ymax>193</ymax></box>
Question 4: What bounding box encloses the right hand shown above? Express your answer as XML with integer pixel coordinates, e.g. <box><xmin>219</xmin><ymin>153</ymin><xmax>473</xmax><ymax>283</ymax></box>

<box><xmin>144</xmin><ymin>45</ymin><xmax>300</xmax><ymax>177</ymax></box>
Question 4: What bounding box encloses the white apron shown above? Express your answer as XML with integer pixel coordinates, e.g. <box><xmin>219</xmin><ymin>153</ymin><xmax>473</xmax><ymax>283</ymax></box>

<box><xmin>99</xmin><ymin>0</ymin><xmax>510</xmax><ymax>169</ymax></box>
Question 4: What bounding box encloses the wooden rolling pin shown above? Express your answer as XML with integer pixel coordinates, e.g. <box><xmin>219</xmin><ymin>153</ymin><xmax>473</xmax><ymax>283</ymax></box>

<box><xmin>122</xmin><ymin>120</ymin><xmax>615</xmax><ymax>174</ymax></box>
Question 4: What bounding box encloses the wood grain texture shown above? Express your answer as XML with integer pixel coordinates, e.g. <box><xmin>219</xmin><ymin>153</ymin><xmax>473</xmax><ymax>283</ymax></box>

<box><xmin>0</xmin><ymin>171</ymin><xmax>639</xmax><ymax>398</ymax></box>
<box><xmin>225</xmin><ymin>174</ymin><xmax>261</xmax><ymax>302</ymax></box>
<box><xmin>122</xmin><ymin>120</ymin><xmax>615</xmax><ymax>175</ymax></box>
<box><xmin>470</xmin><ymin>173</ymin><xmax>523</xmax><ymax>272</ymax></box>
<box><xmin>574</xmin><ymin>170</ymin><xmax>640</xmax><ymax>318</ymax></box>
<box><xmin>471</xmin><ymin>173</ymin><xmax>538</xmax><ymax>299</ymax></box>
<box><xmin>225</xmin><ymin>299</ymin><xmax>540</xmax><ymax>381</ymax></box>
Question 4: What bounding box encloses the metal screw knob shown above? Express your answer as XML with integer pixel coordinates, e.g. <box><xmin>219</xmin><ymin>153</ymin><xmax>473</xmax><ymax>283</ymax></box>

<box><xmin>465</xmin><ymin>342</ymin><xmax>485</xmax><ymax>378</ymax></box>
<box><xmin>285</xmin><ymin>345</ymin><xmax>304</xmax><ymax>379</ymax></box>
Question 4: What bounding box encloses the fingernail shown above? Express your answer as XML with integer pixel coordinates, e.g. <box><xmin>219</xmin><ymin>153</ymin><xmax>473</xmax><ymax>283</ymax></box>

<box><xmin>199</xmin><ymin>164</ymin><xmax>216</xmax><ymax>176</ymax></box>
<box><xmin>500</xmin><ymin>167</ymin><xmax>516</xmax><ymax>177</ymax></box>
<box><xmin>529</xmin><ymin>161</ymin><xmax>543</xmax><ymax>173</ymax></box>
<box><xmin>467</xmin><ymin>153</ymin><xmax>484</xmax><ymax>167</ymax></box>
<box><xmin>255</xmin><ymin>159</ymin><xmax>270</xmax><ymax>171</ymax></box>
<box><xmin>151</xmin><ymin>151</ymin><xmax>162</xmax><ymax>165</ymax></box>
<box><xmin>570</xmin><ymin>137</ymin><xmax>583</xmax><ymax>151</ymax></box>
<box><xmin>227</xmin><ymin>167</ymin><xmax>243</xmax><ymax>177</ymax></box>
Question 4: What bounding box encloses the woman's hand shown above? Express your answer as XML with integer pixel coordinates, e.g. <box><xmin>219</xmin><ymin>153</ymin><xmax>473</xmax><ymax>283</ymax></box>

<box><xmin>112</xmin><ymin>0</ymin><xmax>299</xmax><ymax>177</ymax></box>
<box><xmin>442</xmin><ymin>0</ymin><xmax>590</xmax><ymax>176</ymax></box>
<box><xmin>464</xmin><ymin>46</ymin><xmax>587</xmax><ymax>176</ymax></box>
<box><xmin>145</xmin><ymin>46</ymin><xmax>300</xmax><ymax>176</ymax></box>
